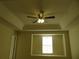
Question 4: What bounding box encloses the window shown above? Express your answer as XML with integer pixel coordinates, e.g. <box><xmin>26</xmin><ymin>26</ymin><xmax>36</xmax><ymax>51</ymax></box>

<box><xmin>42</xmin><ymin>36</ymin><xmax>53</xmax><ymax>54</ymax></box>
<box><xmin>31</xmin><ymin>34</ymin><xmax>66</xmax><ymax>57</ymax></box>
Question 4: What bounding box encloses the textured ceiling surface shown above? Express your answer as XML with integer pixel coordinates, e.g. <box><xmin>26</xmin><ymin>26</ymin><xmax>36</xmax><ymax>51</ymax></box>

<box><xmin>0</xmin><ymin>0</ymin><xmax>79</xmax><ymax>26</ymax></box>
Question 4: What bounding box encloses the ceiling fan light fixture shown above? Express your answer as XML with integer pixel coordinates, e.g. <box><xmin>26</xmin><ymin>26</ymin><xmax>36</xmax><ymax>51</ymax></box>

<box><xmin>27</xmin><ymin>11</ymin><xmax>55</xmax><ymax>23</ymax></box>
<box><xmin>37</xmin><ymin>19</ymin><xmax>44</xmax><ymax>23</ymax></box>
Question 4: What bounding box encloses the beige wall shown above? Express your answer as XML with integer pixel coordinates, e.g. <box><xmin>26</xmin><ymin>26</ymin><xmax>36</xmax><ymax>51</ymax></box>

<box><xmin>15</xmin><ymin>31</ymin><xmax>71</xmax><ymax>59</ymax></box>
<box><xmin>69</xmin><ymin>23</ymin><xmax>79</xmax><ymax>59</ymax></box>
<box><xmin>0</xmin><ymin>23</ymin><xmax>14</xmax><ymax>59</ymax></box>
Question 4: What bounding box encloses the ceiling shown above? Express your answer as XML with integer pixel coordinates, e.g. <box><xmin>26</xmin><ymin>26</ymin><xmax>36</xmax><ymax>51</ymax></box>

<box><xmin>0</xmin><ymin>0</ymin><xmax>79</xmax><ymax>30</ymax></box>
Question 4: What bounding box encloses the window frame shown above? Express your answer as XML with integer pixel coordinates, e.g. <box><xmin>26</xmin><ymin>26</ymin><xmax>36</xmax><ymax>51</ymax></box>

<box><xmin>31</xmin><ymin>34</ymin><xmax>66</xmax><ymax>57</ymax></box>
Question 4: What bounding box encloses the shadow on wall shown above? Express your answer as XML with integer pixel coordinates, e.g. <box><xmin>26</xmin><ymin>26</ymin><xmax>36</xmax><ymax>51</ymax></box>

<box><xmin>0</xmin><ymin>16</ymin><xmax>19</xmax><ymax>30</ymax></box>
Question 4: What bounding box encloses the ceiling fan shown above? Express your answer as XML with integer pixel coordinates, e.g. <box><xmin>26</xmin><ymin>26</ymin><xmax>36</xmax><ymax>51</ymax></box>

<box><xmin>27</xmin><ymin>11</ymin><xmax>55</xmax><ymax>23</ymax></box>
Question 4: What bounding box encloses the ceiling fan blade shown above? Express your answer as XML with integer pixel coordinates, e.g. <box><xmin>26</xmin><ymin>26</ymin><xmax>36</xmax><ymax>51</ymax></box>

<box><xmin>44</xmin><ymin>16</ymin><xmax>55</xmax><ymax>19</ymax></box>
<box><xmin>27</xmin><ymin>16</ymin><xmax>37</xmax><ymax>19</ymax></box>
<box><xmin>33</xmin><ymin>19</ymin><xmax>38</xmax><ymax>23</ymax></box>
